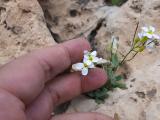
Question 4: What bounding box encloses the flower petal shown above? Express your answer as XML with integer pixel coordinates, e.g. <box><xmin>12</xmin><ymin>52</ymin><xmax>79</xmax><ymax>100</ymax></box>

<box><xmin>138</xmin><ymin>33</ymin><xmax>143</xmax><ymax>39</ymax></box>
<box><xmin>83</xmin><ymin>55</ymin><xmax>89</xmax><ymax>60</ymax></box>
<box><xmin>72</xmin><ymin>63</ymin><xmax>84</xmax><ymax>71</ymax></box>
<box><xmin>149</xmin><ymin>26</ymin><xmax>155</xmax><ymax>32</ymax></box>
<box><xmin>82</xmin><ymin>68</ymin><xmax>88</xmax><ymax>76</ymax></box>
<box><xmin>83</xmin><ymin>57</ymin><xmax>88</xmax><ymax>63</ymax></box>
<box><xmin>142</xmin><ymin>27</ymin><xmax>148</xmax><ymax>32</ymax></box>
<box><xmin>97</xmin><ymin>58</ymin><xmax>110</xmax><ymax>64</ymax></box>
<box><xmin>153</xmin><ymin>34</ymin><xmax>160</xmax><ymax>40</ymax></box>
<box><xmin>88</xmin><ymin>63</ymin><xmax>95</xmax><ymax>68</ymax></box>
<box><xmin>91</xmin><ymin>51</ymin><xmax>97</xmax><ymax>57</ymax></box>
<box><xmin>85</xmin><ymin>60</ymin><xmax>92</xmax><ymax>66</ymax></box>
<box><xmin>92</xmin><ymin>57</ymin><xmax>99</xmax><ymax>63</ymax></box>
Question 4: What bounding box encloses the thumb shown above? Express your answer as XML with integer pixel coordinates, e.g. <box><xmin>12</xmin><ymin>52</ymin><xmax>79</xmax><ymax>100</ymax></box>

<box><xmin>51</xmin><ymin>112</ymin><xmax>113</xmax><ymax>120</ymax></box>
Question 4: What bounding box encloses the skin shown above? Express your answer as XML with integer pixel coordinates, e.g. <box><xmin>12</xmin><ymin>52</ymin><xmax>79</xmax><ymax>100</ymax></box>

<box><xmin>0</xmin><ymin>38</ymin><xmax>113</xmax><ymax>120</ymax></box>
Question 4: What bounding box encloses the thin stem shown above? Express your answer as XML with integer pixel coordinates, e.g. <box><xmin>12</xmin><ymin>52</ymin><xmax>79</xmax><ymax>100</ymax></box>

<box><xmin>126</xmin><ymin>52</ymin><xmax>138</xmax><ymax>61</ymax></box>
<box><xmin>120</xmin><ymin>22</ymin><xmax>139</xmax><ymax>65</ymax></box>
<box><xmin>147</xmin><ymin>40</ymin><xmax>154</xmax><ymax>45</ymax></box>
<box><xmin>131</xmin><ymin>22</ymin><xmax>139</xmax><ymax>47</ymax></box>
<box><xmin>120</xmin><ymin>49</ymin><xmax>133</xmax><ymax>65</ymax></box>
<box><xmin>119</xmin><ymin>52</ymin><xmax>125</xmax><ymax>57</ymax></box>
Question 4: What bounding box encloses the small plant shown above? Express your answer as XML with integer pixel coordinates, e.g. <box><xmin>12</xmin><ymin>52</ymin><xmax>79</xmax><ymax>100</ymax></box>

<box><xmin>86</xmin><ymin>36</ymin><xmax>127</xmax><ymax>103</ymax></box>
<box><xmin>72</xmin><ymin>26</ymin><xmax>160</xmax><ymax>103</ymax></box>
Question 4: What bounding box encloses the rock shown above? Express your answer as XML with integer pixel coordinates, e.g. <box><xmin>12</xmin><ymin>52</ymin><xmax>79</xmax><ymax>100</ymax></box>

<box><xmin>38</xmin><ymin>0</ymin><xmax>105</xmax><ymax>42</ymax></box>
<box><xmin>145</xmin><ymin>100</ymin><xmax>160</xmax><ymax>120</ymax></box>
<box><xmin>0</xmin><ymin>0</ymin><xmax>55</xmax><ymax>64</ymax></box>
<box><xmin>64</xmin><ymin>0</ymin><xmax>160</xmax><ymax>120</ymax></box>
<box><xmin>66</xmin><ymin>96</ymin><xmax>98</xmax><ymax>113</ymax></box>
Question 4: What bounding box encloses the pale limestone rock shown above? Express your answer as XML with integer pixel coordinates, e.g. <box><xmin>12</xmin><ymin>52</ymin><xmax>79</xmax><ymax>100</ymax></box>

<box><xmin>66</xmin><ymin>0</ymin><xmax>160</xmax><ymax>120</ymax></box>
<box><xmin>145</xmin><ymin>100</ymin><xmax>160</xmax><ymax>120</ymax></box>
<box><xmin>0</xmin><ymin>0</ymin><xmax>55</xmax><ymax>64</ymax></box>
<box><xmin>38</xmin><ymin>0</ymin><xmax>105</xmax><ymax>42</ymax></box>
<box><xmin>66</xmin><ymin>96</ymin><xmax>98</xmax><ymax>113</ymax></box>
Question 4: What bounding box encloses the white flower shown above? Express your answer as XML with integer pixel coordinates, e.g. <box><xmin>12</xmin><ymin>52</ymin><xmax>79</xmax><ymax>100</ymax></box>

<box><xmin>72</xmin><ymin>50</ymin><xmax>108</xmax><ymax>76</ymax></box>
<box><xmin>142</xmin><ymin>26</ymin><xmax>155</xmax><ymax>33</ymax></box>
<box><xmin>139</xmin><ymin>26</ymin><xmax>160</xmax><ymax>40</ymax></box>
<box><xmin>142</xmin><ymin>26</ymin><xmax>155</xmax><ymax>39</ymax></box>
<box><xmin>83</xmin><ymin>50</ymin><xmax>100</xmax><ymax>64</ymax></box>
<box><xmin>83</xmin><ymin>50</ymin><xmax>109</xmax><ymax>65</ymax></box>
<box><xmin>137</xmin><ymin>26</ymin><xmax>160</xmax><ymax>52</ymax></box>
<box><xmin>111</xmin><ymin>36</ymin><xmax>119</xmax><ymax>54</ymax></box>
<box><xmin>72</xmin><ymin>62</ymin><xmax>95</xmax><ymax>76</ymax></box>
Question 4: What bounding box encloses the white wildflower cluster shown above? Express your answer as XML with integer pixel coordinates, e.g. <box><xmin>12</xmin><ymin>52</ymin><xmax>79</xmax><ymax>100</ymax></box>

<box><xmin>72</xmin><ymin>50</ymin><xmax>108</xmax><ymax>76</ymax></box>
<box><xmin>138</xmin><ymin>26</ymin><xmax>160</xmax><ymax>51</ymax></box>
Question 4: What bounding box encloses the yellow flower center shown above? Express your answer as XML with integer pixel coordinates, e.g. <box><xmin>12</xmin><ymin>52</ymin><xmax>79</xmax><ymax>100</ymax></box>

<box><xmin>89</xmin><ymin>55</ymin><xmax>93</xmax><ymax>61</ymax></box>
<box><xmin>148</xmin><ymin>30</ymin><xmax>153</xmax><ymax>34</ymax></box>
<box><xmin>84</xmin><ymin>63</ymin><xmax>88</xmax><ymax>68</ymax></box>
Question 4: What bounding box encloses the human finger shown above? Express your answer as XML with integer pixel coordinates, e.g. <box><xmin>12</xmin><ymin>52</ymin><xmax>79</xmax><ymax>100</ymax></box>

<box><xmin>26</xmin><ymin>68</ymin><xmax>107</xmax><ymax>120</ymax></box>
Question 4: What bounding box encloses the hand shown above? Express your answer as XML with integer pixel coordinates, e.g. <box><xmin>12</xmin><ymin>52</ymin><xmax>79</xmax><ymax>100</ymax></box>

<box><xmin>0</xmin><ymin>38</ymin><xmax>113</xmax><ymax>120</ymax></box>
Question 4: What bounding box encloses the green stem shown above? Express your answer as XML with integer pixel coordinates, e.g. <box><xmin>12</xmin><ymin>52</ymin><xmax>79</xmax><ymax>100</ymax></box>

<box><xmin>120</xmin><ymin>49</ymin><xmax>133</xmax><ymax>65</ymax></box>
<box><xmin>120</xmin><ymin>22</ymin><xmax>139</xmax><ymax>65</ymax></box>
<box><xmin>110</xmin><ymin>37</ymin><xmax>114</xmax><ymax>61</ymax></box>
<box><xmin>147</xmin><ymin>40</ymin><xmax>154</xmax><ymax>45</ymax></box>
<box><xmin>131</xmin><ymin>22</ymin><xmax>139</xmax><ymax>47</ymax></box>
<box><xmin>126</xmin><ymin>52</ymin><xmax>138</xmax><ymax>61</ymax></box>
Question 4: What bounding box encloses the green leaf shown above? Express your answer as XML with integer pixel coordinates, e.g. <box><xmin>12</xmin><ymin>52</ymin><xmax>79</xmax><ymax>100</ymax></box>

<box><xmin>107</xmin><ymin>68</ymin><xmax>114</xmax><ymax>79</ymax></box>
<box><xmin>95</xmin><ymin>88</ymin><xmax>108</xmax><ymax>98</ymax></box>
<box><xmin>111</xmin><ymin>53</ymin><xmax>119</xmax><ymax>68</ymax></box>
<box><xmin>115</xmin><ymin>75</ymin><xmax>123</xmax><ymax>81</ymax></box>
<box><xmin>112</xmin><ymin>82</ymin><xmax>127</xmax><ymax>89</ymax></box>
<box><xmin>112</xmin><ymin>0</ymin><xmax>125</xmax><ymax>5</ymax></box>
<box><xmin>95</xmin><ymin>99</ymin><xmax>104</xmax><ymax>104</ymax></box>
<box><xmin>138</xmin><ymin>46</ymin><xmax>145</xmax><ymax>52</ymax></box>
<box><xmin>134</xmin><ymin>37</ymin><xmax>148</xmax><ymax>48</ymax></box>
<box><xmin>134</xmin><ymin>46</ymin><xmax>145</xmax><ymax>52</ymax></box>
<box><xmin>133</xmin><ymin>38</ymin><xmax>140</xmax><ymax>45</ymax></box>
<box><xmin>86</xmin><ymin>86</ymin><xmax>109</xmax><ymax>104</ymax></box>
<box><xmin>140</xmin><ymin>36</ymin><xmax>148</xmax><ymax>43</ymax></box>
<box><xmin>133</xmin><ymin>47</ymin><xmax>139</xmax><ymax>52</ymax></box>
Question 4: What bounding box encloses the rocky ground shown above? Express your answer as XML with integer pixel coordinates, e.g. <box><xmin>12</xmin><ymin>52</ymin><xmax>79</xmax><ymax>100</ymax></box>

<box><xmin>0</xmin><ymin>0</ymin><xmax>55</xmax><ymax>64</ymax></box>
<box><xmin>0</xmin><ymin>0</ymin><xmax>160</xmax><ymax>120</ymax></box>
